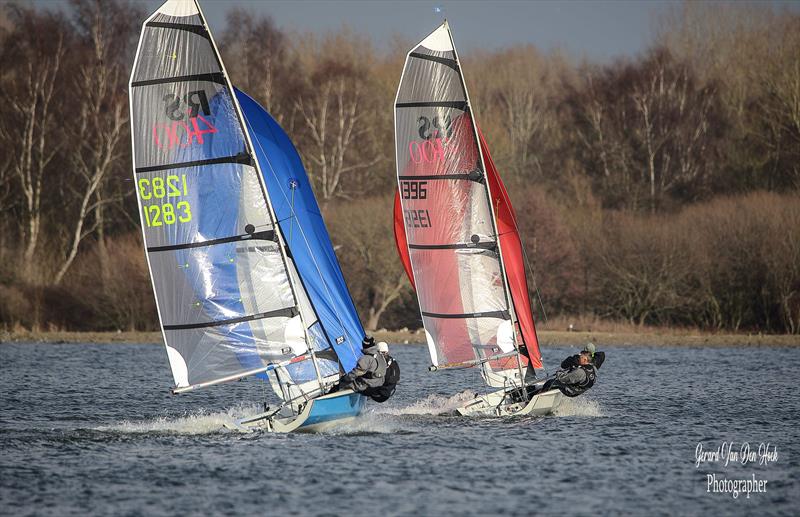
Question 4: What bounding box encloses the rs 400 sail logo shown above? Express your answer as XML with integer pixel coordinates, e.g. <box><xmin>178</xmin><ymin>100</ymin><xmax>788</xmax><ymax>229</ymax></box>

<box><xmin>152</xmin><ymin>89</ymin><xmax>218</xmax><ymax>150</ymax></box>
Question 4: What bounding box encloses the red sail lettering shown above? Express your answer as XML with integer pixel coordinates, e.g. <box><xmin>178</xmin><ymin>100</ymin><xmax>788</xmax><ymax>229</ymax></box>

<box><xmin>185</xmin><ymin>113</ymin><xmax>218</xmax><ymax>146</ymax></box>
<box><xmin>409</xmin><ymin>137</ymin><xmax>445</xmax><ymax>164</ymax></box>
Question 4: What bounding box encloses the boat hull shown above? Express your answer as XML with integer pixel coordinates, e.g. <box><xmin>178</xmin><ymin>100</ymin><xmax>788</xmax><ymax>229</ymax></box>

<box><xmin>227</xmin><ymin>390</ymin><xmax>367</xmax><ymax>433</ymax></box>
<box><xmin>456</xmin><ymin>386</ymin><xmax>563</xmax><ymax>417</ymax></box>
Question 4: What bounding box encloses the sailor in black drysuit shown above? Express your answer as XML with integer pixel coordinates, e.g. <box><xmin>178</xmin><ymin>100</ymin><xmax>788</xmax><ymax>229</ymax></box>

<box><xmin>336</xmin><ymin>337</ymin><xmax>400</xmax><ymax>403</ymax></box>
<box><xmin>542</xmin><ymin>343</ymin><xmax>605</xmax><ymax>397</ymax></box>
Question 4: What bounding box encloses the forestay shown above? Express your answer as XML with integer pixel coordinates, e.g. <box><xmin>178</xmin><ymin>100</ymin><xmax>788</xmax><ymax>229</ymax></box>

<box><xmin>129</xmin><ymin>0</ymin><xmax>341</xmax><ymax>393</ymax></box>
<box><xmin>393</xmin><ymin>22</ymin><xmax>542</xmax><ymax>387</ymax></box>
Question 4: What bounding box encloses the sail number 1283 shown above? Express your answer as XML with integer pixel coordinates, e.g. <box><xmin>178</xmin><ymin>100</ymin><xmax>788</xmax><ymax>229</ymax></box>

<box><xmin>138</xmin><ymin>174</ymin><xmax>192</xmax><ymax>227</ymax></box>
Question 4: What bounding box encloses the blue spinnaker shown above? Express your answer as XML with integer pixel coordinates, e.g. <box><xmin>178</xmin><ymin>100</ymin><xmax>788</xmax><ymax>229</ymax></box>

<box><xmin>236</xmin><ymin>88</ymin><xmax>364</xmax><ymax>373</ymax></box>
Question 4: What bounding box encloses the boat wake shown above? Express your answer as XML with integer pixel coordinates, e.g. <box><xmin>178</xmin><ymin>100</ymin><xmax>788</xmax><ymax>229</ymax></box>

<box><xmin>319</xmin><ymin>392</ymin><xmax>479</xmax><ymax>435</ymax></box>
<box><xmin>92</xmin><ymin>393</ymin><xmax>602</xmax><ymax>436</ymax></box>
<box><xmin>373</xmin><ymin>391</ymin><xmax>477</xmax><ymax>416</ymax></box>
<box><xmin>96</xmin><ymin>404</ymin><xmax>262</xmax><ymax>435</ymax></box>
<box><xmin>553</xmin><ymin>396</ymin><xmax>603</xmax><ymax>417</ymax></box>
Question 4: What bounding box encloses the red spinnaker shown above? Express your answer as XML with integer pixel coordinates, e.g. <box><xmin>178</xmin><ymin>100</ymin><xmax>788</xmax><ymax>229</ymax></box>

<box><xmin>393</xmin><ymin>190</ymin><xmax>415</xmax><ymax>289</ymax></box>
<box><xmin>393</xmin><ymin>126</ymin><xmax>542</xmax><ymax>369</ymax></box>
<box><xmin>477</xmin><ymin>128</ymin><xmax>542</xmax><ymax>368</ymax></box>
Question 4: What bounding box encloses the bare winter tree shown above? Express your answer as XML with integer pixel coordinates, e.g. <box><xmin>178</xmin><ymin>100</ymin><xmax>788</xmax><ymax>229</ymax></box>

<box><xmin>0</xmin><ymin>8</ymin><xmax>67</xmax><ymax>279</ymax></box>
<box><xmin>328</xmin><ymin>196</ymin><xmax>409</xmax><ymax>331</ymax></box>
<box><xmin>630</xmin><ymin>49</ymin><xmax>719</xmax><ymax>211</ymax></box>
<box><xmin>658</xmin><ymin>2</ymin><xmax>800</xmax><ymax>192</ymax></box>
<box><xmin>586</xmin><ymin>212</ymin><xmax>697</xmax><ymax>325</ymax></box>
<box><xmin>295</xmin><ymin>73</ymin><xmax>381</xmax><ymax>201</ymax></box>
<box><xmin>220</xmin><ymin>9</ymin><xmax>295</xmax><ymax>124</ymax></box>
<box><xmin>53</xmin><ymin>0</ymin><xmax>134</xmax><ymax>284</ymax></box>
<box><xmin>567</xmin><ymin>48</ymin><xmax>721</xmax><ymax>211</ymax></box>
<box><xmin>293</xmin><ymin>32</ymin><xmax>384</xmax><ymax>201</ymax></box>
<box><xmin>0</xmin><ymin>159</ymin><xmax>12</xmax><ymax>263</ymax></box>
<box><xmin>752</xmin><ymin>20</ymin><xmax>800</xmax><ymax>190</ymax></box>
<box><xmin>469</xmin><ymin>46</ymin><xmax>565</xmax><ymax>182</ymax></box>
<box><xmin>566</xmin><ymin>67</ymin><xmax>643</xmax><ymax>210</ymax></box>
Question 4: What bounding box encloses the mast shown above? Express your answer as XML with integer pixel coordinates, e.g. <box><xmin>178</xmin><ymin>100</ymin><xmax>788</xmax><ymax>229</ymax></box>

<box><xmin>442</xmin><ymin>22</ymin><xmax>529</xmax><ymax>392</ymax></box>
<box><xmin>192</xmin><ymin>0</ymin><xmax>326</xmax><ymax>395</ymax></box>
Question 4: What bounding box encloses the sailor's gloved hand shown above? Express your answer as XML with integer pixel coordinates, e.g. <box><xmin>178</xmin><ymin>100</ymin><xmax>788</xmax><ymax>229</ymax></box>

<box><xmin>338</xmin><ymin>374</ymin><xmax>354</xmax><ymax>388</ymax></box>
<box><xmin>350</xmin><ymin>380</ymin><xmax>366</xmax><ymax>393</ymax></box>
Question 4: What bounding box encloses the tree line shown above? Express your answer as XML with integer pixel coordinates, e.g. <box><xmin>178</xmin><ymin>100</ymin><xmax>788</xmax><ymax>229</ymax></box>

<box><xmin>0</xmin><ymin>1</ymin><xmax>797</xmax><ymax>334</ymax></box>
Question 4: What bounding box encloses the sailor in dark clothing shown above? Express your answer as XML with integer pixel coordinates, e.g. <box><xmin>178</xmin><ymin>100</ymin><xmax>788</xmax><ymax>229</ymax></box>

<box><xmin>336</xmin><ymin>337</ymin><xmax>400</xmax><ymax>403</ymax></box>
<box><xmin>561</xmin><ymin>343</ymin><xmax>604</xmax><ymax>369</ymax></box>
<box><xmin>541</xmin><ymin>343</ymin><xmax>605</xmax><ymax>397</ymax></box>
<box><xmin>361</xmin><ymin>342</ymin><xmax>399</xmax><ymax>403</ymax></box>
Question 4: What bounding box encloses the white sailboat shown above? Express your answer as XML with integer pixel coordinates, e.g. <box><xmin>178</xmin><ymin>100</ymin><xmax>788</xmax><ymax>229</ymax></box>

<box><xmin>393</xmin><ymin>22</ymin><xmax>562</xmax><ymax>417</ymax></box>
<box><xmin>129</xmin><ymin>0</ymin><xmax>367</xmax><ymax>432</ymax></box>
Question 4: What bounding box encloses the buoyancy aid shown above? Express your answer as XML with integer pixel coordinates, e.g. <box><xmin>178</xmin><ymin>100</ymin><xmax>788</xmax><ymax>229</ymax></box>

<box><xmin>558</xmin><ymin>364</ymin><xmax>596</xmax><ymax>398</ymax></box>
<box><xmin>362</xmin><ymin>352</ymin><xmax>388</xmax><ymax>380</ymax></box>
<box><xmin>363</xmin><ymin>355</ymin><xmax>399</xmax><ymax>403</ymax></box>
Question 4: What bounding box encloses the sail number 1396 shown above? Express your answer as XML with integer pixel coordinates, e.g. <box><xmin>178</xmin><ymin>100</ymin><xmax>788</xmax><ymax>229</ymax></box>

<box><xmin>400</xmin><ymin>180</ymin><xmax>427</xmax><ymax>200</ymax></box>
<box><xmin>138</xmin><ymin>174</ymin><xmax>192</xmax><ymax>227</ymax></box>
<box><xmin>401</xmin><ymin>180</ymin><xmax>431</xmax><ymax>228</ymax></box>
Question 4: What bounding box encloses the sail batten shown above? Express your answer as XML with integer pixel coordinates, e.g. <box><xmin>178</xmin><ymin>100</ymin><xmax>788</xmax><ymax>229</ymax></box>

<box><xmin>397</xmin><ymin>173</ymin><xmax>482</xmax><ymax>181</ymax></box>
<box><xmin>134</xmin><ymin>152</ymin><xmax>253</xmax><ymax>173</ymax></box>
<box><xmin>408</xmin><ymin>52</ymin><xmax>459</xmax><ymax>70</ymax></box>
<box><xmin>396</xmin><ymin>101</ymin><xmax>469</xmax><ymax>110</ymax></box>
<box><xmin>146</xmin><ymin>230</ymin><xmax>275</xmax><ymax>253</ymax></box>
<box><xmin>145</xmin><ymin>21</ymin><xmax>211</xmax><ymax>37</ymax></box>
<box><xmin>422</xmin><ymin>311</ymin><xmax>510</xmax><ymax>319</ymax></box>
<box><xmin>162</xmin><ymin>306</ymin><xmax>298</xmax><ymax>331</ymax></box>
<box><xmin>408</xmin><ymin>242</ymin><xmax>496</xmax><ymax>250</ymax></box>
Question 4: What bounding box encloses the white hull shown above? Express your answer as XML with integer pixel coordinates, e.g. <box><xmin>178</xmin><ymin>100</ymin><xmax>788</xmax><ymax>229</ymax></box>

<box><xmin>456</xmin><ymin>386</ymin><xmax>563</xmax><ymax>417</ymax></box>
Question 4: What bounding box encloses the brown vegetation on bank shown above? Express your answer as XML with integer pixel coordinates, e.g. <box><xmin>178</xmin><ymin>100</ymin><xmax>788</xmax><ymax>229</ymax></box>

<box><xmin>0</xmin><ymin>1</ymin><xmax>798</xmax><ymax>335</ymax></box>
<box><xmin>2</xmin><ymin>326</ymin><xmax>796</xmax><ymax>348</ymax></box>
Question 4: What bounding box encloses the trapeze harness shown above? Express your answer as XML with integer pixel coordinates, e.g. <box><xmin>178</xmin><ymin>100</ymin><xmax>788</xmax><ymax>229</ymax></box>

<box><xmin>362</xmin><ymin>354</ymin><xmax>400</xmax><ymax>403</ymax></box>
<box><xmin>557</xmin><ymin>365</ymin><xmax>596</xmax><ymax>398</ymax></box>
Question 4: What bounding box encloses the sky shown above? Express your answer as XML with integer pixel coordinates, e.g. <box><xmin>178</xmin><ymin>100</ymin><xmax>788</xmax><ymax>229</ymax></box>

<box><xmin>24</xmin><ymin>0</ymin><xmax>800</xmax><ymax>62</ymax></box>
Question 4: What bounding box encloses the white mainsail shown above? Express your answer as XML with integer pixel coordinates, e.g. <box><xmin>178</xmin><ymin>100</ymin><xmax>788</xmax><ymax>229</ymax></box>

<box><xmin>129</xmin><ymin>0</ymin><xmax>334</xmax><ymax>395</ymax></box>
<box><xmin>394</xmin><ymin>22</ymin><xmax>544</xmax><ymax>389</ymax></box>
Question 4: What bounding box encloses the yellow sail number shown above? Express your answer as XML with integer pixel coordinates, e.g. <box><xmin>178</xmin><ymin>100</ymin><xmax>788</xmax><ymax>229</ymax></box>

<box><xmin>139</xmin><ymin>174</ymin><xmax>192</xmax><ymax>227</ymax></box>
<box><xmin>138</xmin><ymin>174</ymin><xmax>188</xmax><ymax>200</ymax></box>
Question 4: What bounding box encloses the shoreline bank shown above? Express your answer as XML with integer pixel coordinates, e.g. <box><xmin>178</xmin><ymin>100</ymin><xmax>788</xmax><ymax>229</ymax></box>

<box><xmin>2</xmin><ymin>329</ymin><xmax>797</xmax><ymax>347</ymax></box>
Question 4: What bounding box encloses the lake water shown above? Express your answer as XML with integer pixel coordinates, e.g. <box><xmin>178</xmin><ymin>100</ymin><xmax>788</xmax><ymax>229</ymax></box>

<box><xmin>1</xmin><ymin>342</ymin><xmax>798</xmax><ymax>516</ymax></box>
